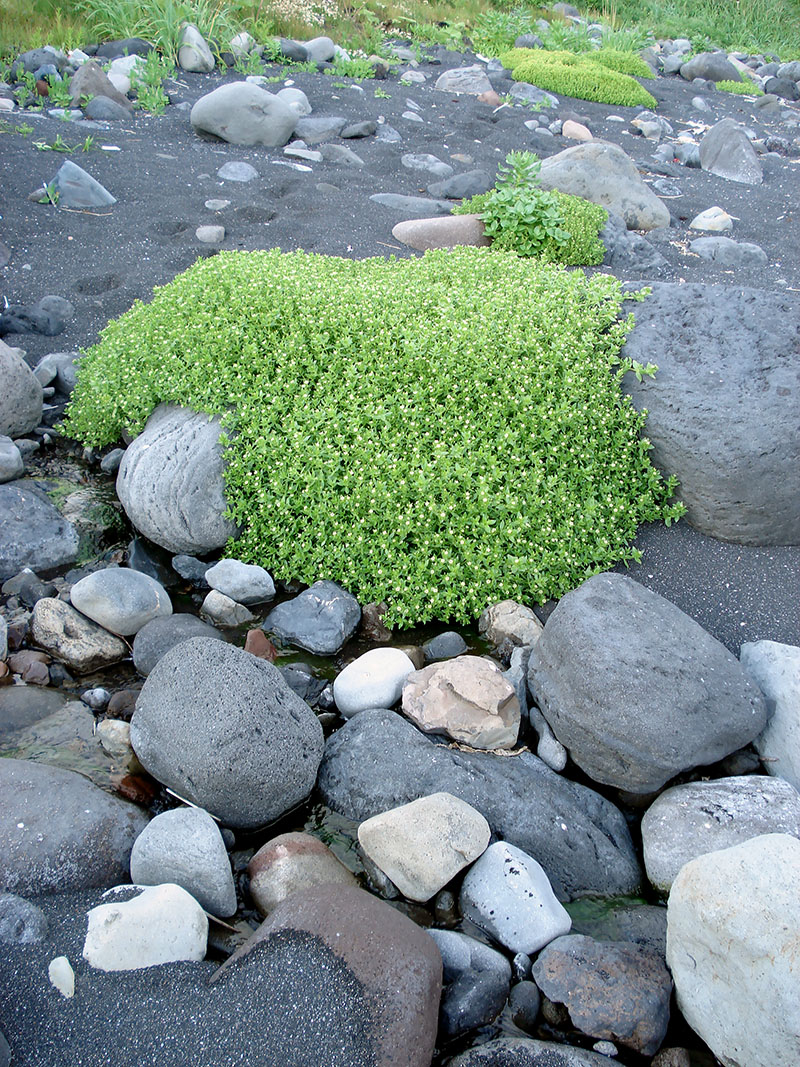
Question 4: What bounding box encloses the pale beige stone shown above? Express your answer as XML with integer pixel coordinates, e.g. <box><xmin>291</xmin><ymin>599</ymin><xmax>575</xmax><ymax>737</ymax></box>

<box><xmin>31</xmin><ymin>598</ymin><xmax>127</xmax><ymax>675</ymax></box>
<box><xmin>562</xmin><ymin>119</ymin><xmax>592</xmax><ymax>141</ymax></box>
<box><xmin>391</xmin><ymin>214</ymin><xmax>489</xmax><ymax>252</ymax></box>
<box><xmin>401</xmin><ymin>654</ymin><xmax>520</xmax><ymax>750</ymax></box>
<box><xmin>479</xmin><ymin>599</ymin><xmax>543</xmax><ymax>649</ymax></box>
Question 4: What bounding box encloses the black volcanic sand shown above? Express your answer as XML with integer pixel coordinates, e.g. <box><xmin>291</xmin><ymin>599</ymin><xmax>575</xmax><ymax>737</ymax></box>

<box><xmin>0</xmin><ymin>45</ymin><xmax>798</xmax><ymax>651</ymax></box>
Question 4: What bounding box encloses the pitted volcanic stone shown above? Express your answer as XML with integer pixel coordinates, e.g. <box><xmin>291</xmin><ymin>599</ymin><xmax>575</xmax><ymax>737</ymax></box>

<box><xmin>116</xmin><ymin>405</ymin><xmax>239</xmax><ymax>555</ymax></box>
<box><xmin>130</xmin><ymin>637</ymin><xmax>324</xmax><ymax>829</ymax></box>
<box><xmin>318</xmin><ymin>709</ymin><xmax>641</xmax><ymax>900</ymax></box>
<box><xmin>0</xmin><ymin>758</ymin><xmax>147</xmax><ymax>896</ymax></box>
<box><xmin>527</xmin><ymin>574</ymin><xmax>768</xmax><ymax>793</ymax></box>
<box><xmin>622</xmin><ymin>283</ymin><xmax>800</xmax><ymax>544</ymax></box>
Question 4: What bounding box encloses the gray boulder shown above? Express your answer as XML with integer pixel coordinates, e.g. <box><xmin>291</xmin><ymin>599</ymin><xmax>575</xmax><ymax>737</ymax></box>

<box><xmin>132</xmin><ymin>613</ymin><xmax>224</xmax><ymax>676</ymax></box>
<box><xmin>742</xmin><ymin>640</ymin><xmax>800</xmax><ymax>790</ymax></box>
<box><xmin>538</xmin><ymin>142</ymin><xmax>670</xmax><ymax>230</ymax></box>
<box><xmin>600</xmin><ymin>212</ymin><xmax>670</xmax><ymax>274</ymax></box>
<box><xmin>34</xmin><ymin>350</ymin><xmax>79</xmax><ymax>395</ymax></box>
<box><xmin>0</xmin><ymin>484</ymin><xmax>79</xmax><ymax>581</ymax></box>
<box><xmin>318</xmin><ymin>709</ymin><xmax>642</xmax><ymax>900</ymax></box>
<box><xmin>0</xmin><ymin>894</ymin><xmax>48</xmax><ymax>943</ymax></box>
<box><xmin>527</xmin><ymin>574</ymin><xmax>768</xmax><ymax>793</ymax></box>
<box><xmin>130</xmin><ymin>806</ymin><xmax>237</xmax><ymax>917</ymax></box>
<box><xmin>434</xmin><ymin>65</ymin><xmax>493</xmax><ymax>95</ymax></box>
<box><xmin>622</xmin><ymin>283</ymin><xmax>800</xmax><ymax>544</ymax></box>
<box><xmin>302</xmin><ymin>35</ymin><xmax>335</xmax><ymax>62</ymax></box>
<box><xmin>70</xmin><ymin>567</ymin><xmax>172</xmax><ymax>636</ymax></box>
<box><xmin>532</xmin><ymin>934</ymin><xmax>672</xmax><ymax>1056</ymax></box>
<box><xmin>429</xmin><ymin>929</ymin><xmax>512</xmax><ymax>1039</ymax></box>
<box><xmin>85</xmin><ymin>96</ymin><xmax>132</xmax><ymax>121</ymax></box>
<box><xmin>680</xmin><ymin>51</ymin><xmax>742</xmax><ymax>82</ymax></box>
<box><xmin>0</xmin><ymin>437</ymin><xmax>23</xmax><ymax>483</ymax></box>
<box><xmin>448</xmin><ymin>1038</ymin><xmax>616</xmax><ymax>1066</ymax></box>
<box><xmin>69</xmin><ymin>59</ymin><xmax>133</xmax><ymax>111</ymax></box>
<box><xmin>116</xmin><ymin>404</ymin><xmax>239</xmax><ymax>555</ymax></box>
<box><xmin>689</xmin><ymin>235</ymin><xmax>768</xmax><ymax>267</ymax></box>
<box><xmin>0</xmin><ymin>340</ymin><xmax>42</xmax><ymax>437</ymax></box>
<box><xmin>191</xmin><ymin>83</ymin><xmax>297</xmax><ymax>146</ymax></box>
<box><xmin>178</xmin><ymin>24</ymin><xmax>215</xmax><ymax>73</ymax></box>
<box><xmin>699</xmin><ymin>118</ymin><xmax>763</xmax><ymax>184</ymax></box>
<box><xmin>53</xmin><ymin>160</ymin><xmax>116</xmax><ymax>209</ymax></box>
<box><xmin>130</xmin><ymin>637</ymin><xmax>324</xmax><ymax>829</ymax></box>
<box><xmin>642</xmin><ymin>776</ymin><xmax>800</xmax><ymax>892</ymax></box>
<box><xmin>263</xmin><ymin>579</ymin><xmax>360</xmax><ymax>655</ymax></box>
<box><xmin>427</xmin><ymin>170</ymin><xmax>492</xmax><ymax>199</ymax></box>
<box><xmin>0</xmin><ymin>758</ymin><xmax>147</xmax><ymax>895</ymax></box>
<box><xmin>293</xmin><ymin>115</ymin><xmax>346</xmax><ymax>142</ymax></box>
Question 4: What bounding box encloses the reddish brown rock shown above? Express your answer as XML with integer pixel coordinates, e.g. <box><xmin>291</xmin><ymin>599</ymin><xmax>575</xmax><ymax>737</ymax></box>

<box><xmin>243</xmin><ymin>628</ymin><xmax>277</xmax><ymax>662</ymax></box>
<box><xmin>391</xmin><ymin>214</ymin><xmax>489</xmax><ymax>252</ymax></box>
<box><xmin>247</xmin><ymin>830</ymin><xmax>356</xmax><ymax>915</ymax></box>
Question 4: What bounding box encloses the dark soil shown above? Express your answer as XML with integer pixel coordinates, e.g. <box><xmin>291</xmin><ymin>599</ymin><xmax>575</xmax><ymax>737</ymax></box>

<box><xmin>1</xmin><ymin>45</ymin><xmax>798</xmax><ymax>651</ymax></box>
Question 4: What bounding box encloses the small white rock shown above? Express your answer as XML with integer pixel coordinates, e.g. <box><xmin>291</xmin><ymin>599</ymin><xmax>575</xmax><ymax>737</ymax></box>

<box><xmin>689</xmin><ymin>205</ymin><xmax>736</xmax><ymax>231</ymax></box>
<box><xmin>200</xmin><ymin>589</ymin><xmax>254</xmax><ymax>626</ymax></box>
<box><xmin>196</xmin><ymin>224</ymin><xmax>225</xmax><ymax>244</ymax></box>
<box><xmin>333</xmin><ymin>647</ymin><xmax>416</xmax><ymax>717</ymax></box>
<box><xmin>48</xmin><ymin>956</ymin><xmax>75</xmax><ymax>998</ymax></box>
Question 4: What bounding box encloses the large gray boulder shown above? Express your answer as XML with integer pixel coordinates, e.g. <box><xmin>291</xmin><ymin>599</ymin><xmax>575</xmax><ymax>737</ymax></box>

<box><xmin>116</xmin><ymin>404</ymin><xmax>238</xmax><ymax>555</ymax></box>
<box><xmin>318</xmin><ymin>709</ymin><xmax>642</xmax><ymax>900</ymax></box>
<box><xmin>130</xmin><ymin>637</ymin><xmax>324</xmax><ymax>829</ymax></box>
<box><xmin>527</xmin><ymin>574</ymin><xmax>768</xmax><ymax>793</ymax></box>
<box><xmin>622</xmin><ymin>283</ymin><xmax>800</xmax><ymax>545</ymax></box>
<box><xmin>0</xmin><ymin>340</ymin><xmax>42</xmax><ymax>437</ymax></box>
<box><xmin>0</xmin><ymin>484</ymin><xmax>79</xmax><ymax>580</ymax></box>
<box><xmin>741</xmin><ymin>640</ymin><xmax>800</xmax><ymax>789</ymax></box>
<box><xmin>642</xmin><ymin>776</ymin><xmax>800</xmax><ymax>892</ymax></box>
<box><xmin>190</xmin><ymin>82</ymin><xmax>297</xmax><ymax>147</ymax></box>
<box><xmin>70</xmin><ymin>567</ymin><xmax>172</xmax><ymax>636</ymax></box>
<box><xmin>680</xmin><ymin>51</ymin><xmax>742</xmax><ymax>82</ymax></box>
<box><xmin>538</xmin><ymin>142</ymin><xmax>670</xmax><ymax>230</ymax></box>
<box><xmin>0</xmin><ymin>758</ymin><xmax>147</xmax><ymax>895</ymax></box>
<box><xmin>667</xmin><ymin>834</ymin><xmax>800</xmax><ymax>1067</ymax></box>
<box><xmin>699</xmin><ymin>117</ymin><xmax>763</xmax><ymax>184</ymax></box>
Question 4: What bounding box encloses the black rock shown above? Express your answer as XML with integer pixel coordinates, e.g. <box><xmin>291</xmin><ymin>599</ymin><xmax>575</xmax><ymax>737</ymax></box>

<box><xmin>95</xmin><ymin>38</ymin><xmax>154</xmax><ymax>59</ymax></box>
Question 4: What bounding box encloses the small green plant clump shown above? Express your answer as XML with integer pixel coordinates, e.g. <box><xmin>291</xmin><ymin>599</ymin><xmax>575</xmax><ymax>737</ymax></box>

<box><xmin>454</xmin><ymin>151</ymin><xmax>608</xmax><ymax>266</ymax></box>
<box><xmin>501</xmin><ymin>48</ymin><xmax>658</xmax><ymax>108</ymax></box>
<box><xmin>716</xmin><ymin>78</ymin><xmax>764</xmax><ymax>95</ymax></box>
<box><xmin>130</xmin><ymin>48</ymin><xmax>175</xmax><ymax>113</ymax></box>
<box><xmin>588</xmin><ymin>48</ymin><xmax>656</xmax><ymax>79</ymax></box>
<box><xmin>65</xmin><ymin>247</ymin><xmax>683</xmax><ymax>628</ymax></box>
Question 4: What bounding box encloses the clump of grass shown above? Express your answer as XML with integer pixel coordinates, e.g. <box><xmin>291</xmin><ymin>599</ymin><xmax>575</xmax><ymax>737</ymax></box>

<box><xmin>65</xmin><ymin>247</ymin><xmax>683</xmax><ymax>628</ymax></box>
<box><xmin>717</xmin><ymin>78</ymin><xmax>764</xmax><ymax>95</ymax></box>
<box><xmin>501</xmin><ymin>47</ymin><xmax>658</xmax><ymax>108</ymax></box>
<box><xmin>589</xmin><ymin>47</ymin><xmax>655</xmax><ymax>78</ymax></box>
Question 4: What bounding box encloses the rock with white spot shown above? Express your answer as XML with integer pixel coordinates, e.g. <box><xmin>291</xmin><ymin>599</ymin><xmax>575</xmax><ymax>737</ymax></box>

<box><xmin>642</xmin><ymin>775</ymin><xmax>800</xmax><ymax>892</ymax></box>
<box><xmin>689</xmin><ymin>205</ymin><xmax>735</xmax><ymax>230</ymax></box>
<box><xmin>83</xmin><ymin>883</ymin><xmax>208</xmax><ymax>971</ymax></box>
<box><xmin>70</xmin><ymin>568</ymin><xmax>172</xmax><ymax>636</ymax></box>
<box><xmin>247</xmin><ymin>831</ymin><xmax>357</xmax><ymax>915</ymax></box>
<box><xmin>358</xmin><ymin>792</ymin><xmax>490</xmax><ymax>901</ymax></box>
<box><xmin>667</xmin><ymin>834</ymin><xmax>800</xmax><ymax>1067</ymax></box>
<box><xmin>460</xmin><ymin>840</ymin><xmax>571</xmax><ymax>954</ymax></box>
<box><xmin>742</xmin><ymin>640</ymin><xmax>800</xmax><ymax>790</ymax></box>
<box><xmin>402</xmin><ymin>655</ymin><xmax>521</xmax><ymax>750</ymax></box>
<box><xmin>333</xmin><ymin>647</ymin><xmax>415</xmax><ymax>717</ymax></box>
<box><xmin>130</xmin><ymin>807</ymin><xmax>236</xmax><ymax>917</ymax></box>
<box><xmin>205</xmin><ymin>558</ymin><xmax>275</xmax><ymax>604</ymax></box>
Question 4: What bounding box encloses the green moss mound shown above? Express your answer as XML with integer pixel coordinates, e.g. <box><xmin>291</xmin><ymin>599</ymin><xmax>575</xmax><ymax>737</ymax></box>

<box><xmin>717</xmin><ymin>78</ymin><xmax>764</xmax><ymax>95</ymax></box>
<box><xmin>65</xmin><ymin>248</ymin><xmax>683</xmax><ymax>627</ymax></box>
<box><xmin>588</xmin><ymin>48</ymin><xmax>656</xmax><ymax>79</ymax></box>
<box><xmin>501</xmin><ymin>48</ymin><xmax>658</xmax><ymax>108</ymax></box>
<box><xmin>455</xmin><ymin>189</ymin><xmax>608</xmax><ymax>265</ymax></box>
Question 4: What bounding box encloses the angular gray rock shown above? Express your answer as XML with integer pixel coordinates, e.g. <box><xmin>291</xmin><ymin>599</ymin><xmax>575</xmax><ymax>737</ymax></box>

<box><xmin>434</xmin><ymin>65</ymin><xmax>493</xmax><ymax>95</ymax></box>
<box><xmin>69</xmin><ymin>59</ymin><xmax>133</xmax><ymax>111</ymax></box>
<box><xmin>130</xmin><ymin>637</ymin><xmax>324</xmax><ymax>829</ymax></box>
<box><xmin>0</xmin><ymin>758</ymin><xmax>147</xmax><ymax>895</ymax></box>
<box><xmin>116</xmin><ymin>404</ymin><xmax>239</xmax><ymax>555</ymax></box>
<box><xmin>132</xmin><ymin>614</ymin><xmax>224</xmax><ymax>676</ymax></box>
<box><xmin>178</xmin><ymin>24</ymin><xmax>215</xmax><ymax>73</ymax></box>
<box><xmin>130</xmin><ymin>806</ymin><xmax>237</xmax><ymax>917</ymax></box>
<box><xmin>318</xmin><ymin>709</ymin><xmax>642</xmax><ymax>900</ymax></box>
<box><xmin>30</xmin><ymin>597</ymin><xmax>128</xmax><ymax>674</ymax></box>
<box><xmin>529</xmin><ymin>574</ymin><xmax>768</xmax><ymax>793</ymax></box>
<box><xmin>0</xmin><ymin>437</ymin><xmax>24</xmax><ymax>483</ymax></box>
<box><xmin>0</xmin><ymin>484</ymin><xmax>79</xmax><ymax>581</ymax></box>
<box><xmin>532</xmin><ymin>934</ymin><xmax>672</xmax><ymax>1056</ymax></box>
<box><xmin>191</xmin><ymin>83</ymin><xmax>297</xmax><ymax>147</ymax></box>
<box><xmin>600</xmin><ymin>212</ymin><xmax>670</xmax><ymax>274</ymax></box>
<box><xmin>699</xmin><ymin>118</ymin><xmax>763</xmax><ymax>184</ymax></box>
<box><xmin>0</xmin><ymin>341</ymin><xmax>43</xmax><ymax>436</ymax></box>
<box><xmin>667</xmin><ymin>834</ymin><xmax>800</xmax><ymax>1067</ymax></box>
<box><xmin>430</xmin><ymin>928</ymin><xmax>512</xmax><ymax>1038</ymax></box>
<box><xmin>622</xmin><ymin>283</ymin><xmax>800</xmax><ymax>544</ymax></box>
<box><xmin>70</xmin><ymin>567</ymin><xmax>172</xmax><ymax>636</ymax></box>
<box><xmin>204</xmin><ymin>558</ymin><xmax>275</xmax><ymax>604</ymax></box>
<box><xmin>641</xmin><ymin>776</ymin><xmax>800</xmax><ymax>892</ymax></box>
<box><xmin>742</xmin><ymin>640</ymin><xmax>800</xmax><ymax>790</ymax></box>
<box><xmin>538</xmin><ymin>142</ymin><xmax>670</xmax><ymax>230</ymax></box>
<box><xmin>53</xmin><ymin>160</ymin><xmax>116</xmax><ymax>209</ymax></box>
<box><xmin>293</xmin><ymin>115</ymin><xmax>346</xmax><ymax>143</ymax></box>
<box><xmin>263</xmin><ymin>580</ymin><xmax>360</xmax><ymax>655</ymax></box>
<box><xmin>679</xmin><ymin>51</ymin><xmax>742</xmax><ymax>82</ymax></box>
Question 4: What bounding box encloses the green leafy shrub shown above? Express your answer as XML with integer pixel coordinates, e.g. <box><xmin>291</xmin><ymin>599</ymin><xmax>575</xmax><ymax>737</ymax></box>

<box><xmin>501</xmin><ymin>48</ymin><xmax>658</xmax><ymax>108</ymax></box>
<box><xmin>64</xmin><ymin>248</ymin><xmax>683</xmax><ymax>627</ymax></box>
<box><xmin>470</xmin><ymin>8</ymin><xmax>536</xmax><ymax>56</ymax></box>
<box><xmin>589</xmin><ymin>48</ymin><xmax>656</xmax><ymax>79</ymax></box>
<box><xmin>717</xmin><ymin>78</ymin><xmax>764</xmax><ymax>95</ymax></box>
<box><xmin>130</xmin><ymin>48</ymin><xmax>174</xmax><ymax>113</ymax></box>
<box><xmin>454</xmin><ymin>151</ymin><xmax>608</xmax><ymax>266</ymax></box>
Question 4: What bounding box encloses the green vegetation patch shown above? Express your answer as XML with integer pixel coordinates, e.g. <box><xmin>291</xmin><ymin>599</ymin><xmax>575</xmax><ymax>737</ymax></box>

<box><xmin>717</xmin><ymin>78</ymin><xmax>764</xmax><ymax>95</ymax></box>
<box><xmin>454</xmin><ymin>151</ymin><xmax>608</xmax><ymax>266</ymax></box>
<box><xmin>501</xmin><ymin>48</ymin><xmax>658</xmax><ymax>108</ymax></box>
<box><xmin>588</xmin><ymin>48</ymin><xmax>656</xmax><ymax>79</ymax></box>
<box><xmin>65</xmin><ymin>248</ymin><xmax>683</xmax><ymax>627</ymax></box>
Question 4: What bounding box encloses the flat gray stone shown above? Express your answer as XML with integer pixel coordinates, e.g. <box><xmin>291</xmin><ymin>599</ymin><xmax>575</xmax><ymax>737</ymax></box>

<box><xmin>689</xmin><ymin>235</ymin><xmax>767</xmax><ymax>266</ymax></box>
<box><xmin>263</xmin><ymin>580</ymin><xmax>360</xmax><ymax>655</ymax></box>
<box><xmin>217</xmin><ymin>161</ymin><xmax>258</xmax><ymax>182</ymax></box>
<box><xmin>318</xmin><ymin>709</ymin><xmax>642</xmax><ymax>900</ymax></box>
<box><xmin>294</xmin><ymin>115</ymin><xmax>346</xmax><ymax>143</ymax></box>
<box><xmin>448</xmin><ymin>1037</ymin><xmax>616</xmax><ymax>1066</ymax></box>
<box><xmin>0</xmin><ymin>758</ymin><xmax>147</xmax><ymax>895</ymax></box>
<box><xmin>0</xmin><ymin>484</ymin><xmax>79</xmax><ymax>581</ymax></box>
<box><xmin>528</xmin><ymin>574</ymin><xmax>768</xmax><ymax>793</ymax></box>
<box><xmin>434</xmin><ymin>65</ymin><xmax>493</xmax><ymax>95</ymax></box>
<box><xmin>130</xmin><ymin>638</ymin><xmax>324</xmax><ymax>829</ymax></box>
<box><xmin>369</xmin><ymin>193</ymin><xmax>454</xmax><ymax>217</ymax></box>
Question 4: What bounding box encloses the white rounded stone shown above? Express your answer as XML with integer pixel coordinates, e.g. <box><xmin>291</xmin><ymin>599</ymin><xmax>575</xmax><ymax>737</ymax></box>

<box><xmin>333</xmin><ymin>647</ymin><xmax>416</xmax><ymax>717</ymax></box>
<box><xmin>48</xmin><ymin>956</ymin><xmax>75</xmax><ymax>998</ymax></box>
<box><xmin>70</xmin><ymin>567</ymin><xmax>172</xmax><ymax>636</ymax></box>
<box><xmin>205</xmin><ymin>558</ymin><xmax>275</xmax><ymax>604</ymax></box>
